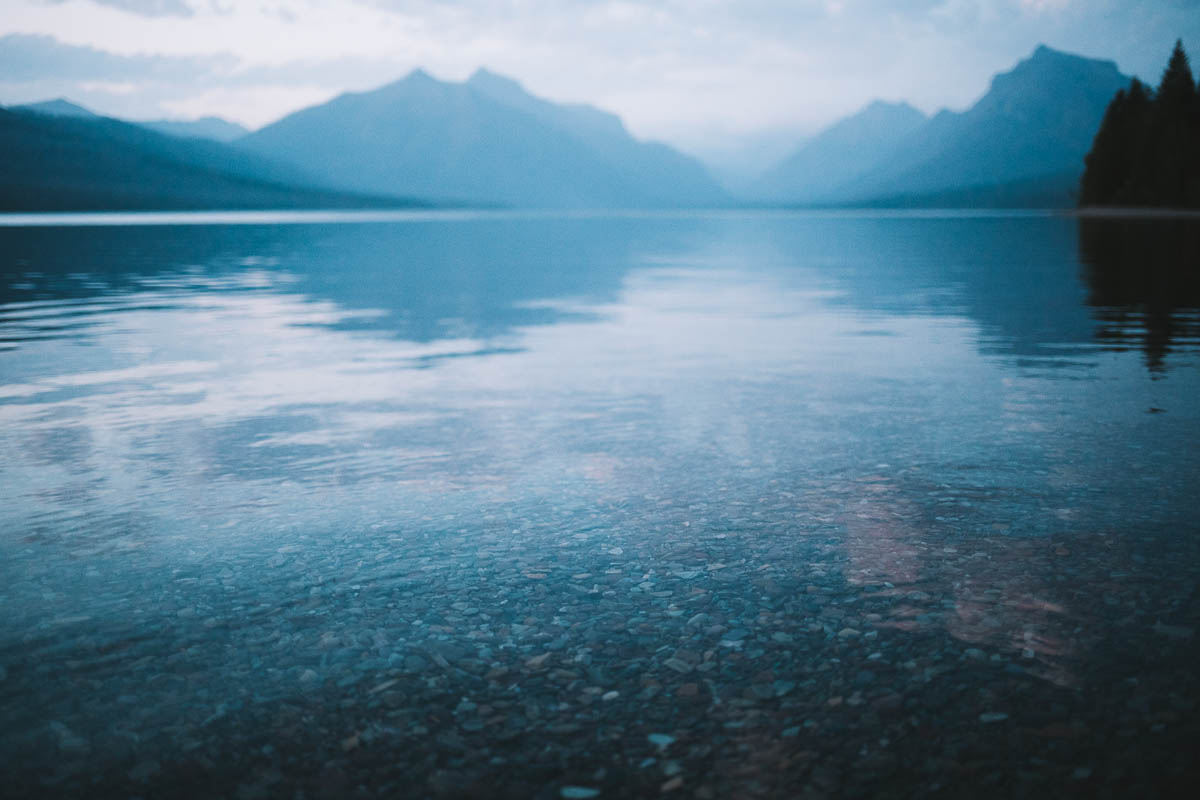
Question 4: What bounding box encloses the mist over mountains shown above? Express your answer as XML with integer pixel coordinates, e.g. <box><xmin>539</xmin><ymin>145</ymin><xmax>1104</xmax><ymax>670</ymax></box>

<box><xmin>0</xmin><ymin>45</ymin><xmax>1141</xmax><ymax>210</ymax></box>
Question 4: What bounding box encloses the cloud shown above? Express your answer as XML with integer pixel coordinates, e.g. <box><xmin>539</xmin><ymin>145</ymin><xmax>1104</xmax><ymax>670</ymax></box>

<box><xmin>2</xmin><ymin>0</ymin><xmax>1199</xmax><ymax>152</ymax></box>
<box><xmin>0</xmin><ymin>32</ymin><xmax>397</xmax><ymax>88</ymax></box>
<box><xmin>40</xmin><ymin>0</ymin><xmax>194</xmax><ymax>18</ymax></box>
<box><xmin>0</xmin><ymin>32</ymin><xmax>229</xmax><ymax>82</ymax></box>
<box><xmin>0</xmin><ymin>31</ymin><xmax>402</xmax><ymax>124</ymax></box>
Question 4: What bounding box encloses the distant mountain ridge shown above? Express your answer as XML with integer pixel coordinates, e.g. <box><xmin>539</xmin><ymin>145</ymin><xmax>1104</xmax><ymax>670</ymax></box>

<box><xmin>140</xmin><ymin>116</ymin><xmax>249</xmax><ymax>143</ymax></box>
<box><xmin>12</xmin><ymin>97</ymin><xmax>250</xmax><ymax>143</ymax></box>
<box><xmin>2</xmin><ymin>46</ymin><xmax>1138</xmax><ymax>211</ymax></box>
<box><xmin>0</xmin><ymin>106</ymin><xmax>419</xmax><ymax>211</ymax></box>
<box><xmin>752</xmin><ymin>45</ymin><xmax>1132</xmax><ymax>207</ymax></box>
<box><xmin>13</xmin><ymin>98</ymin><xmax>97</xmax><ymax>119</ymax></box>
<box><xmin>237</xmin><ymin>68</ymin><xmax>729</xmax><ymax>208</ymax></box>
<box><xmin>754</xmin><ymin>100</ymin><xmax>928</xmax><ymax>203</ymax></box>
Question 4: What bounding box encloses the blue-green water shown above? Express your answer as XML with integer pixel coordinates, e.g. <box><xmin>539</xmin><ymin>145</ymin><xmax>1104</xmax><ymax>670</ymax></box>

<box><xmin>1</xmin><ymin>212</ymin><xmax>1197</xmax><ymax>798</ymax></box>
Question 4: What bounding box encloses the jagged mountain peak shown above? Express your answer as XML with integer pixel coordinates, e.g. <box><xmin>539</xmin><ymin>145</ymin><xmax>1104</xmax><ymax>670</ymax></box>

<box><xmin>364</xmin><ymin>68</ymin><xmax>440</xmax><ymax>96</ymax></box>
<box><xmin>1027</xmin><ymin>43</ymin><xmax>1114</xmax><ymax>67</ymax></box>
<box><xmin>986</xmin><ymin>44</ymin><xmax>1124</xmax><ymax>100</ymax></box>
<box><xmin>467</xmin><ymin>67</ymin><xmax>525</xmax><ymax>92</ymax></box>
<box><xmin>403</xmin><ymin>67</ymin><xmax>436</xmax><ymax>83</ymax></box>
<box><xmin>862</xmin><ymin>99</ymin><xmax>923</xmax><ymax>115</ymax></box>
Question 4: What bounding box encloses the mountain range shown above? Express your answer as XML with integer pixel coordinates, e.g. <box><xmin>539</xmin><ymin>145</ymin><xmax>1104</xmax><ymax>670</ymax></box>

<box><xmin>753</xmin><ymin>100</ymin><xmax>929</xmax><ymax>203</ymax></box>
<box><xmin>13</xmin><ymin>98</ymin><xmax>250</xmax><ymax>142</ymax></box>
<box><xmin>0</xmin><ymin>105</ymin><xmax>411</xmax><ymax>211</ymax></box>
<box><xmin>140</xmin><ymin>117</ymin><xmax>249</xmax><ymax>143</ymax></box>
<box><xmin>755</xmin><ymin>46</ymin><xmax>1131</xmax><ymax>207</ymax></box>
<box><xmin>236</xmin><ymin>68</ymin><xmax>728</xmax><ymax>208</ymax></box>
<box><xmin>0</xmin><ymin>45</ymin><xmax>1136</xmax><ymax>210</ymax></box>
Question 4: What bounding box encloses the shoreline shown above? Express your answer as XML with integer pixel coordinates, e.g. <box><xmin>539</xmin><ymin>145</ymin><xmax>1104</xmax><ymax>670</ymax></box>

<box><xmin>2</xmin><ymin>206</ymin><xmax>1199</xmax><ymax>228</ymax></box>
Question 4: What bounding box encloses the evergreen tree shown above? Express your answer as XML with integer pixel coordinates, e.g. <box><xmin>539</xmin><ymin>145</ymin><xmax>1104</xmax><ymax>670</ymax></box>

<box><xmin>1158</xmin><ymin>39</ymin><xmax>1196</xmax><ymax>113</ymax></box>
<box><xmin>1191</xmin><ymin>46</ymin><xmax>1200</xmax><ymax>205</ymax></box>
<box><xmin>1114</xmin><ymin>79</ymin><xmax>1155</xmax><ymax>205</ymax></box>
<box><xmin>1148</xmin><ymin>40</ymin><xmax>1197</xmax><ymax>206</ymax></box>
<box><xmin>1080</xmin><ymin>40</ymin><xmax>1200</xmax><ymax>208</ymax></box>
<box><xmin>1081</xmin><ymin>81</ymin><xmax>1150</xmax><ymax>205</ymax></box>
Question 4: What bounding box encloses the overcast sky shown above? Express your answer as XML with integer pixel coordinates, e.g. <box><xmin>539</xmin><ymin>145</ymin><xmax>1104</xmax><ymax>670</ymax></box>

<box><xmin>1</xmin><ymin>0</ymin><xmax>1197</xmax><ymax>163</ymax></box>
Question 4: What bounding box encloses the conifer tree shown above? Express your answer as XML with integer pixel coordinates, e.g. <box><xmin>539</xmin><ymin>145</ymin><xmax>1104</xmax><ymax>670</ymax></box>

<box><xmin>1114</xmin><ymin>80</ymin><xmax>1154</xmax><ymax>205</ymax></box>
<box><xmin>1080</xmin><ymin>40</ymin><xmax>1200</xmax><ymax>208</ymax></box>
<box><xmin>1148</xmin><ymin>40</ymin><xmax>1197</xmax><ymax>206</ymax></box>
<box><xmin>1157</xmin><ymin>39</ymin><xmax>1196</xmax><ymax>113</ymax></box>
<box><xmin>1081</xmin><ymin>80</ymin><xmax>1151</xmax><ymax>205</ymax></box>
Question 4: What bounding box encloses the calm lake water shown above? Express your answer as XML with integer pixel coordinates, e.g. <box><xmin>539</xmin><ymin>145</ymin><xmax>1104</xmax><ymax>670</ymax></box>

<box><xmin>1</xmin><ymin>212</ymin><xmax>1198</xmax><ymax>798</ymax></box>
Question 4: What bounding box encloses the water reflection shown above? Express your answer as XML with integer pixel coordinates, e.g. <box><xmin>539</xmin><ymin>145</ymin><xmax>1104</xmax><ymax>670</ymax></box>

<box><xmin>1078</xmin><ymin>218</ymin><xmax>1200</xmax><ymax>373</ymax></box>
<box><xmin>0</xmin><ymin>219</ymin><xmax>700</xmax><ymax>346</ymax></box>
<box><xmin>1</xmin><ymin>213</ymin><xmax>1197</xmax><ymax>558</ymax></box>
<box><xmin>1</xmin><ymin>213</ymin><xmax>1199</xmax><ymax>798</ymax></box>
<box><xmin>5</xmin><ymin>214</ymin><xmax>1198</xmax><ymax>374</ymax></box>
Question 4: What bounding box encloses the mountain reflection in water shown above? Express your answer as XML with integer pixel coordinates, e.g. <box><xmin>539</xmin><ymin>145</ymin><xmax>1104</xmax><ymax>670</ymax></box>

<box><xmin>0</xmin><ymin>212</ymin><xmax>1197</xmax><ymax>799</ymax></box>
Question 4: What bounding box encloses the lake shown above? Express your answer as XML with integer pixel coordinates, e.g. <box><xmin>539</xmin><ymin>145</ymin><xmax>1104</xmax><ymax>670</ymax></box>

<box><xmin>1</xmin><ymin>211</ymin><xmax>1198</xmax><ymax>798</ymax></box>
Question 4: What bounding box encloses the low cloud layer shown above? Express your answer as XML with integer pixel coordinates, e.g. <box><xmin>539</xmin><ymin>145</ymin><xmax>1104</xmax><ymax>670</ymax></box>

<box><xmin>0</xmin><ymin>33</ymin><xmax>226</xmax><ymax>82</ymax></box>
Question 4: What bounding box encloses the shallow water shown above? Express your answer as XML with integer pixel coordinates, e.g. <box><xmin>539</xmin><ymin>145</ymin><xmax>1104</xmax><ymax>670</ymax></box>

<box><xmin>1</xmin><ymin>212</ymin><xmax>1198</xmax><ymax>798</ymax></box>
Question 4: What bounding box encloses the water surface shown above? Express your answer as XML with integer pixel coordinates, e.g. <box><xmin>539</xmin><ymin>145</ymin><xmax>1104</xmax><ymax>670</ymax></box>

<box><xmin>1</xmin><ymin>212</ymin><xmax>1197</xmax><ymax>798</ymax></box>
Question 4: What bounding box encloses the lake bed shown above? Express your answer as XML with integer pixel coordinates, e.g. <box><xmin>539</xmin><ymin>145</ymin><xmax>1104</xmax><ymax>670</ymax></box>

<box><xmin>1</xmin><ymin>212</ymin><xmax>1197</xmax><ymax>798</ymax></box>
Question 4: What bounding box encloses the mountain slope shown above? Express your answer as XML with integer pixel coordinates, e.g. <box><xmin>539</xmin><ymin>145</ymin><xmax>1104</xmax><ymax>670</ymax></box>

<box><xmin>752</xmin><ymin>101</ymin><xmax>927</xmax><ymax>203</ymax></box>
<box><xmin>237</xmin><ymin>69</ymin><xmax>728</xmax><ymax>208</ymax></box>
<box><xmin>752</xmin><ymin>45</ymin><xmax>1130</xmax><ymax>207</ymax></box>
<box><xmin>12</xmin><ymin>98</ymin><xmax>97</xmax><ymax>119</ymax></box>
<box><xmin>140</xmin><ymin>116</ymin><xmax>249</xmax><ymax>143</ymax></box>
<box><xmin>853</xmin><ymin>170</ymin><xmax>1082</xmax><ymax>209</ymax></box>
<box><xmin>834</xmin><ymin>46</ymin><xmax>1131</xmax><ymax>205</ymax></box>
<box><xmin>11</xmin><ymin>98</ymin><xmax>251</xmax><ymax>143</ymax></box>
<box><xmin>0</xmin><ymin>108</ymin><xmax>419</xmax><ymax>211</ymax></box>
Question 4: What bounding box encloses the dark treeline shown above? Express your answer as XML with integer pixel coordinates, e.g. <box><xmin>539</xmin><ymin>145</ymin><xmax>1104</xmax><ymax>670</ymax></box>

<box><xmin>1080</xmin><ymin>40</ymin><xmax>1200</xmax><ymax>208</ymax></box>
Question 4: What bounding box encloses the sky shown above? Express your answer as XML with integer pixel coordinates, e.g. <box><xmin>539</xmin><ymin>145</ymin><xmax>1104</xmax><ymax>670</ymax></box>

<box><xmin>1</xmin><ymin>0</ymin><xmax>1197</xmax><ymax>169</ymax></box>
